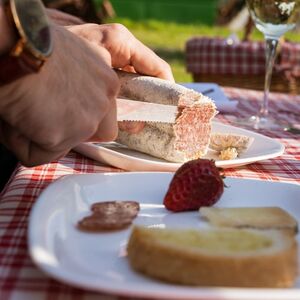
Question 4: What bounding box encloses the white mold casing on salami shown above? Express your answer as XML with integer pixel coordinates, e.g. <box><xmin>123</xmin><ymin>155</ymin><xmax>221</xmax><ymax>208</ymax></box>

<box><xmin>116</xmin><ymin>70</ymin><xmax>217</xmax><ymax>163</ymax></box>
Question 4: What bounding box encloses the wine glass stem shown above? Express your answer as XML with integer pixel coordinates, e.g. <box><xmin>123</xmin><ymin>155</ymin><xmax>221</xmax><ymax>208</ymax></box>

<box><xmin>260</xmin><ymin>38</ymin><xmax>279</xmax><ymax>119</ymax></box>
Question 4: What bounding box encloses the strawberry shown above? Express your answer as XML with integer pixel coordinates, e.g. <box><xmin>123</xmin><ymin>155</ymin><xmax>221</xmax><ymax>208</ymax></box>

<box><xmin>163</xmin><ymin>159</ymin><xmax>224</xmax><ymax>212</ymax></box>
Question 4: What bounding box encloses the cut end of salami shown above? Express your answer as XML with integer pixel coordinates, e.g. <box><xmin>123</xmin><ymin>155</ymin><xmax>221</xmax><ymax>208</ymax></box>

<box><xmin>115</xmin><ymin>70</ymin><xmax>217</xmax><ymax>163</ymax></box>
<box><xmin>174</xmin><ymin>101</ymin><xmax>217</xmax><ymax>160</ymax></box>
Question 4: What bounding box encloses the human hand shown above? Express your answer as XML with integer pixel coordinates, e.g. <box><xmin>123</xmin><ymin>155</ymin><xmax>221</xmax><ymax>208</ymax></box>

<box><xmin>46</xmin><ymin>8</ymin><xmax>84</xmax><ymax>26</ymax></box>
<box><xmin>67</xmin><ymin>23</ymin><xmax>175</xmax><ymax>82</ymax></box>
<box><xmin>0</xmin><ymin>24</ymin><xmax>119</xmax><ymax>167</ymax></box>
<box><xmin>67</xmin><ymin>23</ymin><xmax>175</xmax><ymax>135</ymax></box>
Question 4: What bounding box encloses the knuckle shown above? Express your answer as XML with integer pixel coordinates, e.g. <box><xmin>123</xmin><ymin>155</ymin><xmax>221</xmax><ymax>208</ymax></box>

<box><xmin>88</xmin><ymin>23</ymin><xmax>100</xmax><ymax>31</ymax></box>
<box><xmin>108</xmin><ymin>23</ymin><xmax>129</xmax><ymax>35</ymax></box>
<box><xmin>35</xmin><ymin>129</ymin><xmax>70</xmax><ymax>153</ymax></box>
<box><xmin>104</xmin><ymin>23</ymin><xmax>132</xmax><ymax>45</ymax></box>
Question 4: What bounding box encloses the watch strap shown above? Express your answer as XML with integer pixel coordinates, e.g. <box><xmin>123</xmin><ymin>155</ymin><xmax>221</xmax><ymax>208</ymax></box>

<box><xmin>0</xmin><ymin>0</ymin><xmax>50</xmax><ymax>86</ymax></box>
<box><xmin>0</xmin><ymin>44</ymin><xmax>44</xmax><ymax>85</ymax></box>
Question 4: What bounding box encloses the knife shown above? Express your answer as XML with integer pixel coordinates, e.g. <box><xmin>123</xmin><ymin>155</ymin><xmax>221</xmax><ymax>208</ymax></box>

<box><xmin>117</xmin><ymin>98</ymin><xmax>178</xmax><ymax>123</ymax></box>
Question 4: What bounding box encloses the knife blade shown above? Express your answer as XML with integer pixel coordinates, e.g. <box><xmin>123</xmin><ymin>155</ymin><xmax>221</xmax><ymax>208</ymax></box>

<box><xmin>117</xmin><ymin>98</ymin><xmax>178</xmax><ymax>123</ymax></box>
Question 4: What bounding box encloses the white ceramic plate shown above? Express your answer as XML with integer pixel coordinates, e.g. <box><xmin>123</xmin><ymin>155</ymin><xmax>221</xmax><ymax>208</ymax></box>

<box><xmin>74</xmin><ymin>122</ymin><xmax>284</xmax><ymax>171</ymax></box>
<box><xmin>28</xmin><ymin>172</ymin><xmax>300</xmax><ymax>300</ymax></box>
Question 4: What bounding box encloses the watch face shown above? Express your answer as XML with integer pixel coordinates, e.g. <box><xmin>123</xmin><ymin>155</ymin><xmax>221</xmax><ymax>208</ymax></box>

<box><xmin>11</xmin><ymin>0</ymin><xmax>52</xmax><ymax>58</ymax></box>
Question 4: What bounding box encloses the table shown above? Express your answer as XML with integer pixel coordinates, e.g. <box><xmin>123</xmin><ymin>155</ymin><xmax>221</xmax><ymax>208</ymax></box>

<box><xmin>0</xmin><ymin>87</ymin><xmax>299</xmax><ymax>300</ymax></box>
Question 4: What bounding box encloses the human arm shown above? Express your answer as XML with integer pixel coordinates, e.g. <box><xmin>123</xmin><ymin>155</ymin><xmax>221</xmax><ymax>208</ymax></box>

<box><xmin>0</xmin><ymin>2</ymin><xmax>174</xmax><ymax>166</ymax></box>
<box><xmin>0</xmin><ymin>13</ymin><xmax>119</xmax><ymax>166</ymax></box>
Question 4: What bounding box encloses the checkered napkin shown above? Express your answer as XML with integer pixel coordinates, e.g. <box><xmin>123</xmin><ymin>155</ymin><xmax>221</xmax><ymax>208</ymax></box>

<box><xmin>185</xmin><ymin>37</ymin><xmax>266</xmax><ymax>75</ymax></box>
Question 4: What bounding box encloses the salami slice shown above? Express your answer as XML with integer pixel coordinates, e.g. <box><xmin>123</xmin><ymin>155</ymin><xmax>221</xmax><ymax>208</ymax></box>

<box><xmin>77</xmin><ymin>214</ymin><xmax>134</xmax><ymax>231</ymax></box>
<box><xmin>77</xmin><ymin>201</ymin><xmax>140</xmax><ymax>232</ymax></box>
<box><xmin>91</xmin><ymin>201</ymin><xmax>140</xmax><ymax>218</ymax></box>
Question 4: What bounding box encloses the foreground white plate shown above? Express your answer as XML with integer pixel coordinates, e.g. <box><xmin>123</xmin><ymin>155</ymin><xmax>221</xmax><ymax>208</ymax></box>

<box><xmin>29</xmin><ymin>173</ymin><xmax>300</xmax><ymax>300</ymax></box>
<box><xmin>74</xmin><ymin>122</ymin><xmax>284</xmax><ymax>171</ymax></box>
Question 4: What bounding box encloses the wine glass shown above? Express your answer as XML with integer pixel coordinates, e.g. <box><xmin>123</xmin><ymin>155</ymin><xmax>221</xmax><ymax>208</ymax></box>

<box><xmin>239</xmin><ymin>0</ymin><xmax>300</xmax><ymax>130</ymax></box>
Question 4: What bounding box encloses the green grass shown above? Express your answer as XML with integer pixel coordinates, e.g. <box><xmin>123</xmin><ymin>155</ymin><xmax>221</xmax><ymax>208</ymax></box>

<box><xmin>95</xmin><ymin>0</ymin><xmax>219</xmax><ymax>25</ymax></box>
<box><xmin>107</xmin><ymin>18</ymin><xmax>300</xmax><ymax>82</ymax></box>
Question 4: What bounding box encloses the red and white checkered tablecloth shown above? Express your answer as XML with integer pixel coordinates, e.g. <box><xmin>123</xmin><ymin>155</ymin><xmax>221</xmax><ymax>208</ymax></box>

<box><xmin>0</xmin><ymin>88</ymin><xmax>300</xmax><ymax>299</ymax></box>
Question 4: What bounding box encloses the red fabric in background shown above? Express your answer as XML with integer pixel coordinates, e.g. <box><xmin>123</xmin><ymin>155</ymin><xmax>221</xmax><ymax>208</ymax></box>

<box><xmin>186</xmin><ymin>37</ymin><xmax>300</xmax><ymax>76</ymax></box>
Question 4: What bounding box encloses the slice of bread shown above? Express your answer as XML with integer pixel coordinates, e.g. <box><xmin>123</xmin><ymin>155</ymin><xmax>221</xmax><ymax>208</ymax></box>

<box><xmin>127</xmin><ymin>226</ymin><xmax>297</xmax><ymax>287</ymax></box>
<box><xmin>209</xmin><ymin>133</ymin><xmax>254</xmax><ymax>153</ymax></box>
<box><xmin>199</xmin><ymin>207</ymin><xmax>298</xmax><ymax>234</ymax></box>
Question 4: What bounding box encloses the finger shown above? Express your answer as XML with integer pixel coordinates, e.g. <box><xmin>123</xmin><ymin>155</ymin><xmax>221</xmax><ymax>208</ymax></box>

<box><xmin>88</xmin><ymin>92</ymin><xmax>118</xmax><ymax>142</ymax></box>
<box><xmin>88</xmin><ymin>41</ymin><xmax>112</xmax><ymax>66</ymax></box>
<box><xmin>69</xmin><ymin>23</ymin><xmax>174</xmax><ymax>82</ymax></box>
<box><xmin>130</xmin><ymin>42</ymin><xmax>175</xmax><ymax>82</ymax></box>
<box><xmin>0</xmin><ymin>121</ymin><xmax>68</xmax><ymax>167</ymax></box>
<box><xmin>87</xmin><ymin>71</ymin><xmax>119</xmax><ymax>142</ymax></box>
<box><xmin>102</xmin><ymin>24</ymin><xmax>174</xmax><ymax>81</ymax></box>
<box><xmin>118</xmin><ymin>121</ymin><xmax>145</xmax><ymax>134</ymax></box>
<box><xmin>121</xmin><ymin>65</ymin><xmax>136</xmax><ymax>73</ymax></box>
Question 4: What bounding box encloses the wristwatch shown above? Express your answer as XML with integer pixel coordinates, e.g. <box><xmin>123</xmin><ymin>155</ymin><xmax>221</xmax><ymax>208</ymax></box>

<box><xmin>0</xmin><ymin>0</ymin><xmax>53</xmax><ymax>85</ymax></box>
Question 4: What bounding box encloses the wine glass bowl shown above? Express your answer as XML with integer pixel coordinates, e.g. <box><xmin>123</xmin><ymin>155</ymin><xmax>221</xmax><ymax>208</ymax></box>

<box><xmin>238</xmin><ymin>0</ymin><xmax>300</xmax><ymax>130</ymax></box>
<box><xmin>248</xmin><ymin>0</ymin><xmax>299</xmax><ymax>39</ymax></box>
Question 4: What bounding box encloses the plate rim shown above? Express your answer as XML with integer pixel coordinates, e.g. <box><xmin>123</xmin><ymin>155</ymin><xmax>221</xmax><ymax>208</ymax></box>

<box><xmin>28</xmin><ymin>173</ymin><xmax>300</xmax><ymax>300</ymax></box>
<box><xmin>73</xmin><ymin>121</ymin><xmax>285</xmax><ymax>170</ymax></box>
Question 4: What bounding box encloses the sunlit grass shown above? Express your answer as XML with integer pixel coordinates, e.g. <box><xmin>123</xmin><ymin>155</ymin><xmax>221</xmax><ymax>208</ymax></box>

<box><xmin>107</xmin><ymin>18</ymin><xmax>300</xmax><ymax>82</ymax></box>
<box><xmin>112</xmin><ymin>18</ymin><xmax>233</xmax><ymax>49</ymax></box>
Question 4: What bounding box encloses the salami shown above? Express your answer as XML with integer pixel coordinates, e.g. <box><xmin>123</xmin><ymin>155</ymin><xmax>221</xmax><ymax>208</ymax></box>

<box><xmin>116</xmin><ymin>70</ymin><xmax>217</xmax><ymax>162</ymax></box>
<box><xmin>77</xmin><ymin>200</ymin><xmax>140</xmax><ymax>232</ymax></box>
<box><xmin>91</xmin><ymin>200</ymin><xmax>140</xmax><ymax>218</ymax></box>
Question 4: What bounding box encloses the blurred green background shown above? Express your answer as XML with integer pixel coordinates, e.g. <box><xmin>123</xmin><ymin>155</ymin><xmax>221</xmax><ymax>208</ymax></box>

<box><xmin>95</xmin><ymin>0</ymin><xmax>219</xmax><ymax>25</ymax></box>
<box><xmin>93</xmin><ymin>0</ymin><xmax>299</xmax><ymax>82</ymax></box>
